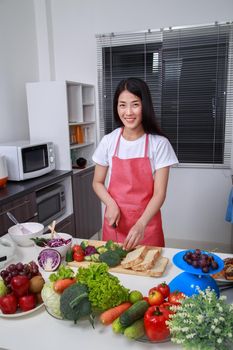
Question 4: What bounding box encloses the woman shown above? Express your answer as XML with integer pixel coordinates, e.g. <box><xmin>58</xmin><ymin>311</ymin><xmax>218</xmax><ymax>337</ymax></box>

<box><xmin>92</xmin><ymin>77</ymin><xmax>178</xmax><ymax>250</ymax></box>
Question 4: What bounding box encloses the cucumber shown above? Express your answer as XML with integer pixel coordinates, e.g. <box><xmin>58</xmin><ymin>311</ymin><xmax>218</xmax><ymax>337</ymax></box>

<box><xmin>119</xmin><ymin>300</ymin><xmax>149</xmax><ymax>327</ymax></box>
<box><xmin>112</xmin><ymin>317</ymin><xmax>126</xmax><ymax>334</ymax></box>
<box><xmin>124</xmin><ymin>318</ymin><xmax>145</xmax><ymax>340</ymax></box>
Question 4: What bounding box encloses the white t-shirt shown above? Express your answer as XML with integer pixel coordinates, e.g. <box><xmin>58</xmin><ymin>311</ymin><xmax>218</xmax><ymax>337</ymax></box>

<box><xmin>92</xmin><ymin>128</ymin><xmax>178</xmax><ymax>178</ymax></box>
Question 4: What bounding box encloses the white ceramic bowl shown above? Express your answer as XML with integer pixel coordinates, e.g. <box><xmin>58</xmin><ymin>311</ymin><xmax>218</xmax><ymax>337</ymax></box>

<box><xmin>8</xmin><ymin>222</ymin><xmax>44</xmax><ymax>247</ymax></box>
<box><xmin>33</xmin><ymin>232</ymin><xmax>72</xmax><ymax>258</ymax></box>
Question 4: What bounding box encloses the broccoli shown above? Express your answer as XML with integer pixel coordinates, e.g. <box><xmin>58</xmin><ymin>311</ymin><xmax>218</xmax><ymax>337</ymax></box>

<box><xmin>60</xmin><ymin>283</ymin><xmax>94</xmax><ymax>326</ymax></box>
<box><xmin>99</xmin><ymin>250</ymin><xmax>121</xmax><ymax>267</ymax></box>
<box><xmin>105</xmin><ymin>240</ymin><xmax>117</xmax><ymax>251</ymax></box>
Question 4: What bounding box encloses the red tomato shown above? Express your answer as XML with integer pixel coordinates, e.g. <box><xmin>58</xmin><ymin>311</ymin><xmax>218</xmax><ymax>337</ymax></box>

<box><xmin>143</xmin><ymin>296</ymin><xmax>149</xmax><ymax>303</ymax></box>
<box><xmin>144</xmin><ymin>305</ymin><xmax>172</xmax><ymax>341</ymax></box>
<box><xmin>73</xmin><ymin>251</ymin><xmax>84</xmax><ymax>262</ymax></box>
<box><xmin>148</xmin><ymin>289</ymin><xmax>164</xmax><ymax>306</ymax></box>
<box><xmin>168</xmin><ymin>291</ymin><xmax>186</xmax><ymax>305</ymax></box>
<box><xmin>19</xmin><ymin>294</ymin><xmax>36</xmax><ymax>312</ymax></box>
<box><xmin>72</xmin><ymin>245</ymin><xmax>84</xmax><ymax>254</ymax></box>
<box><xmin>155</xmin><ymin>282</ymin><xmax>170</xmax><ymax>299</ymax></box>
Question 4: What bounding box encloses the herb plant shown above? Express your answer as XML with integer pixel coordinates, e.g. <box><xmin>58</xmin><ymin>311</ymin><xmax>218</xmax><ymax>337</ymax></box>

<box><xmin>167</xmin><ymin>287</ymin><xmax>233</xmax><ymax>350</ymax></box>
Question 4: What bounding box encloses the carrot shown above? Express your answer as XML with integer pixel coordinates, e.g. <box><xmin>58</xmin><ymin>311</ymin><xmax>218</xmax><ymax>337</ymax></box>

<box><xmin>53</xmin><ymin>278</ymin><xmax>76</xmax><ymax>293</ymax></box>
<box><xmin>100</xmin><ymin>302</ymin><xmax>132</xmax><ymax>325</ymax></box>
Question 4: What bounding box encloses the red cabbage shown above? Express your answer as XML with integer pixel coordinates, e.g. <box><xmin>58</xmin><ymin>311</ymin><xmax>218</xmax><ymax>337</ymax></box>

<box><xmin>47</xmin><ymin>238</ymin><xmax>72</xmax><ymax>248</ymax></box>
<box><xmin>84</xmin><ymin>245</ymin><xmax>97</xmax><ymax>256</ymax></box>
<box><xmin>38</xmin><ymin>249</ymin><xmax>61</xmax><ymax>271</ymax></box>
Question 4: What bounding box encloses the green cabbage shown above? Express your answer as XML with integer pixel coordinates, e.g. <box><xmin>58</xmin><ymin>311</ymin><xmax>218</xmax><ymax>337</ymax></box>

<box><xmin>41</xmin><ymin>281</ymin><xmax>61</xmax><ymax>318</ymax></box>
<box><xmin>0</xmin><ymin>278</ymin><xmax>7</xmax><ymax>297</ymax></box>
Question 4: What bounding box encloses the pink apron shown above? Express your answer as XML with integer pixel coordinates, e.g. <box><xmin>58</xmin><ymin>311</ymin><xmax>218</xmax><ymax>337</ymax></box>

<box><xmin>103</xmin><ymin>128</ymin><xmax>165</xmax><ymax>247</ymax></box>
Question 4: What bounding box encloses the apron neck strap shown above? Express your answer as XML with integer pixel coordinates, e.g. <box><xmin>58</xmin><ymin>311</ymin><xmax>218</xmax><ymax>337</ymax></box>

<box><xmin>113</xmin><ymin>128</ymin><xmax>124</xmax><ymax>156</ymax></box>
<box><xmin>113</xmin><ymin>127</ymin><xmax>149</xmax><ymax>157</ymax></box>
<box><xmin>144</xmin><ymin>133</ymin><xmax>149</xmax><ymax>157</ymax></box>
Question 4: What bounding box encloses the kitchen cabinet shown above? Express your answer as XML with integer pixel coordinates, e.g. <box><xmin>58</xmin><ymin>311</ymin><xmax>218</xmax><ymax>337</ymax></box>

<box><xmin>44</xmin><ymin>214</ymin><xmax>75</xmax><ymax>236</ymax></box>
<box><xmin>72</xmin><ymin>166</ymin><xmax>102</xmax><ymax>238</ymax></box>
<box><xmin>0</xmin><ymin>192</ymin><xmax>37</xmax><ymax>237</ymax></box>
<box><xmin>0</xmin><ymin>170</ymin><xmax>74</xmax><ymax>238</ymax></box>
<box><xmin>26</xmin><ymin>81</ymin><xmax>97</xmax><ymax>171</ymax></box>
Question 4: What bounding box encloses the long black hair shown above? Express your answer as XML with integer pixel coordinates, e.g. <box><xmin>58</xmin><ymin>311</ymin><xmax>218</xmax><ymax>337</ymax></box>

<box><xmin>113</xmin><ymin>77</ymin><xmax>166</xmax><ymax>136</ymax></box>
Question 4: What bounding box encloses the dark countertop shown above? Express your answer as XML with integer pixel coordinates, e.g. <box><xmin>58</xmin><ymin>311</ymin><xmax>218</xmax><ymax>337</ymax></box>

<box><xmin>0</xmin><ymin>170</ymin><xmax>72</xmax><ymax>206</ymax></box>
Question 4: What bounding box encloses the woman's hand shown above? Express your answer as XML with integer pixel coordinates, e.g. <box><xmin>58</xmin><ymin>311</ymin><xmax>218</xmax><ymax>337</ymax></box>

<box><xmin>123</xmin><ymin>221</ymin><xmax>145</xmax><ymax>250</ymax></box>
<box><xmin>105</xmin><ymin>202</ymin><xmax>120</xmax><ymax>227</ymax></box>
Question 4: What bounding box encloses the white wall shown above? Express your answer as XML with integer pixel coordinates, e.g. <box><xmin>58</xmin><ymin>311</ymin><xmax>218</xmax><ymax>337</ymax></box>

<box><xmin>46</xmin><ymin>0</ymin><xmax>233</xmax><ymax>250</ymax></box>
<box><xmin>0</xmin><ymin>0</ymin><xmax>233</xmax><ymax>250</ymax></box>
<box><xmin>0</xmin><ymin>0</ymin><xmax>38</xmax><ymax>143</ymax></box>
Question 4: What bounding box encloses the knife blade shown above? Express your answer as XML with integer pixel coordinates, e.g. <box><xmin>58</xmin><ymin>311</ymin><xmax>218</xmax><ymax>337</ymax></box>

<box><xmin>112</xmin><ymin>222</ymin><xmax>118</xmax><ymax>243</ymax></box>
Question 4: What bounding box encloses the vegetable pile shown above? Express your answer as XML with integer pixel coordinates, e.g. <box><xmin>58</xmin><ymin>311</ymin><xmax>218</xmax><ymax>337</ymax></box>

<box><xmin>66</xmin><ymin>240</ymin><xmax>128</xmax><ymax>267</ymax></box>
<box><xmin>99</xmin><ymin>281</ymin><xmax>186</xmax><ymax>341</ymax></box>
<box><xmin>41</xmin><ymin>263</ymin><xmax>129</xmax><ymax>324</ymax></box>
<box><xmin>0</xmin><ymin>261</ymin><xmax>45</xmax><ymax>314</ymax></box>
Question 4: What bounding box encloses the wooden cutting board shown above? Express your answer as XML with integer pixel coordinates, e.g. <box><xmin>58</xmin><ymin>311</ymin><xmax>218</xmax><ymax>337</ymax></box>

<box><xmin>67</xmin><ymin>240</ymin><xmax>164</xmax><ymax>277</ymax></box>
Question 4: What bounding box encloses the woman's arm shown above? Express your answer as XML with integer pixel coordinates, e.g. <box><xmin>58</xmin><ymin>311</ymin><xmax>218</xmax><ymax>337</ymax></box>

<box><xmin>92</xmin><ymin>164</ymin><xmax>121</xmax><ymax>226</ymax></box>
<box><xmin>123</xmin><ymin>166</ymin><xmax>170</xmax><ymax>250</ymax></box>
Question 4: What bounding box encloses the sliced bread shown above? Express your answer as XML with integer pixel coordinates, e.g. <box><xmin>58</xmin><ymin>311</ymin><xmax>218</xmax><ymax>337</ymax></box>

<box><xmin>147</xmin><ymin>256</ymin><xmax>169</xmax><ymax>277</ymax></box>
<box><xmin>121</xmin><ymin>245</ymin><xmax>148</xmax><ymax>269</ymax></box>
<box><xmin>131</xmin><ymin>249</ymin><xmax>160</xmax><ymax>271</ymax></box>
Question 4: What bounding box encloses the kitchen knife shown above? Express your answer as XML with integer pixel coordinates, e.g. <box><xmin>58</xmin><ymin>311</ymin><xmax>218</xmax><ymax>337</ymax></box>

<box><xmin>112</xmin><ymin>222</ymin><xmax>118</xmax><ymax>242</ymax></box>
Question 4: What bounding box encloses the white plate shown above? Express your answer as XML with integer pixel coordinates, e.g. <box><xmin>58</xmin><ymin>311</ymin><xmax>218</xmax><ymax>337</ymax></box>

<box><xmin>0</xmin><ymin>302</ymin><xmax>44</xmax><ymax>318</ymax></box>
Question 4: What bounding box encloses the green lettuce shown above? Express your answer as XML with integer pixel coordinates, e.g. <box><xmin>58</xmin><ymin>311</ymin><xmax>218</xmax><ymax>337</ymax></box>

<box><xmin>76</xmin><ymin>263</ymin><xmax>129</xmax><ymax>312</ymax></box>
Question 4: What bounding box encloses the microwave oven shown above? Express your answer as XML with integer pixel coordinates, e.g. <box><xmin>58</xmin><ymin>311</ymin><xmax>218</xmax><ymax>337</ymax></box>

<box><xmin>36</xmin><ymin>183</ymin><xmax>66</xmax><ymax>226</ymax></box>
<box><xmin>0</xmin><ymin>141</ymin><xmax>55</xmax><ymax>181</ymax></box>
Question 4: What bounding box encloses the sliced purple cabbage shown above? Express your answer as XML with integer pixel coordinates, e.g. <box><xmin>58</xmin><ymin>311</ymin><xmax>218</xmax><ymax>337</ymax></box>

<box><xmin>37</xmin><ymin>249</ymin><xmax>61</xmax><ymax>271</ymax></box>
<box><xmin>84</xmin><ymin>245</ymin><xmax>97</xmax><ymax>256</ymax></box>
<box><xmin>47</xmin><ymin>238</ymin><xmax>72</xmax><ymax>248</ymax></box>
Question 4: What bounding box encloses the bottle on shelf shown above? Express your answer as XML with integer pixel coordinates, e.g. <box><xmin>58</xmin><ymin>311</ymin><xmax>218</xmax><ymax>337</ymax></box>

<box><xmin>70</xmin><ymin>126</ymin><xmax>77</xmax><ymax>144</ymax></box>
<box><xmin>76</xmin><ymin>126</ymin><xmax>84</xmax><ymax>144</ymax></box>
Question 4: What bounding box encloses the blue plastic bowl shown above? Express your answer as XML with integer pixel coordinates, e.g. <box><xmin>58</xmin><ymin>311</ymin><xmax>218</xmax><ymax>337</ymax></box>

<box><xmin>169</xmin><ymin>271</ymin><xmax>220</xmax><ymax>297</ymax></box>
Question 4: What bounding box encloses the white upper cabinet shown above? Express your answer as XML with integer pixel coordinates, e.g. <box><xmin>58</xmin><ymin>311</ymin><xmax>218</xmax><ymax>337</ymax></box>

<box><xmin>26</xmin><ymin>81</ymin><xmax>97</xmax><ymax>172</ymax></box>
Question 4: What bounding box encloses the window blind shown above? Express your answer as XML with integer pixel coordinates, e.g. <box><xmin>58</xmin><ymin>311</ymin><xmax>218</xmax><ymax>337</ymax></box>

<box><xmin>96</xmin><ymin>23</ymin><xmax>233</xmax><ymax>168</ymax></box>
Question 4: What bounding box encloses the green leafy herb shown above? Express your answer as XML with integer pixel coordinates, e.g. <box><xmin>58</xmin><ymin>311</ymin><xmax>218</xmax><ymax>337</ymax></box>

<box><xmin>167</xmin><ymin>287</ymin><xmax>233</xmax><ymax>350</ymax></box>
<box><xmin>76</xmin><ymin>263</ymin><xmax>129</xmax><ymax>312</ymax></box>
<box><xmin>49</xmin><ymin>265</ymin><xmax>75</xmax><ymax>282</ymax></box>
<box><xmin>31</xmin><ymin>237</ymin><xmax>49</xmax><ymax>247</ymax></box>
